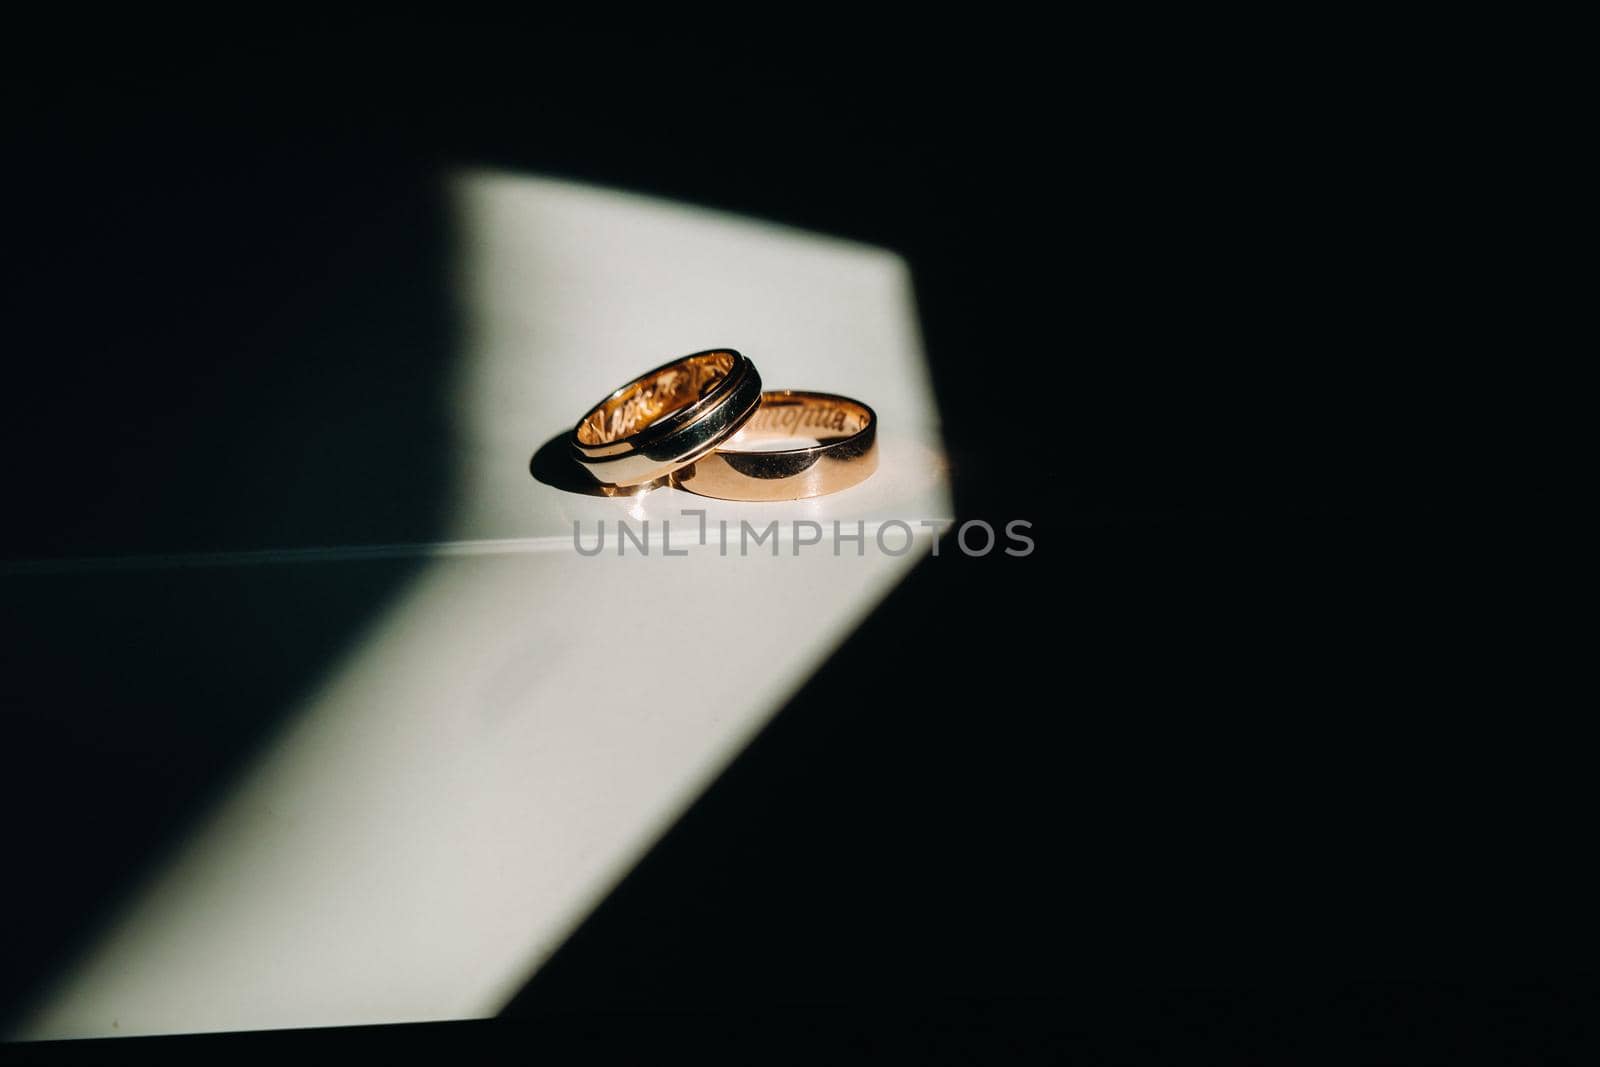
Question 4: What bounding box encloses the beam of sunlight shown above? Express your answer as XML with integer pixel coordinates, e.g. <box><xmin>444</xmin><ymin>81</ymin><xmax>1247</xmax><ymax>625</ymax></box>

<box><xmin>15</xmin><ymin>168</ymin><xmax>951</xmax><ymax>1039</ymax></box>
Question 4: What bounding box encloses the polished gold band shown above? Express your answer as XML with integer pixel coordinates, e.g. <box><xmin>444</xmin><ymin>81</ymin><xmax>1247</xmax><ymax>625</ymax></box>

<box><xmin>670</xmin><ymin>390</ymin><xmax>878</xmax><ymax>500</ymax></box>
<box><xmin>569</xmin><ymin>349</ymin><xmax>762</xmax><ymax>487</ymax></box>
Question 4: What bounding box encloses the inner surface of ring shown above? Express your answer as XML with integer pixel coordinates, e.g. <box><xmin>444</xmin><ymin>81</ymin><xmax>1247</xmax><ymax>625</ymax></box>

<box><xmin>576</xmin><ymin>351</ymin><xmax>735</xmax><ymax>446</ymax></box>
<box><xmin>718</xmin><ymin>395</ymin><xmax>870</xmax><ymax>452</ymax></box>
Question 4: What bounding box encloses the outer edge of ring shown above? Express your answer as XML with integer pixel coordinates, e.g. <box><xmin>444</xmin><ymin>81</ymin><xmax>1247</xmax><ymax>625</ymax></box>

<box><xmin>569</xmin><ymin>349</ymin><xmax>752</xmax><ymax>460</ymax></box>
<box><xmin>671</xmin><ymin>390</ymin><xmax>879</xmax><ymax>500</ymax></box>
<box><xmin>568</xmin><ymin>351</ymin><xmax>763</xmax><ymax>487</ymax></box>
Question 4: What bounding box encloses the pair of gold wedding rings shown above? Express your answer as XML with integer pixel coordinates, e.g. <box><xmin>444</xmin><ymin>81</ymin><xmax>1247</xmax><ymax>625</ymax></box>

<box><xmin>568</xmin><ymin>349</ymin><xmax>877</xmax><ymax>501</ymax></box>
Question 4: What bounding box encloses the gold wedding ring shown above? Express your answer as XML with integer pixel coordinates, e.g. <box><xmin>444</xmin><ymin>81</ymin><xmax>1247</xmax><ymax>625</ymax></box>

<box><xmin>570</xmin><ymin>349</ymin><xmax>763</xmax><ymax>487</ymax></box>
<box><xmin>670</xmin><ymin>390</ymin><xmax>878</xmax><ymax>501</ymax></box>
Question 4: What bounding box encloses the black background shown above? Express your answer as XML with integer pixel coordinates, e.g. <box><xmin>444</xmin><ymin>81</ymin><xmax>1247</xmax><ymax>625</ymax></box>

<box><xmin>1</xmin><ymin>24</ymin><xmax>1584</xmax><ymax>1062</ymax></box>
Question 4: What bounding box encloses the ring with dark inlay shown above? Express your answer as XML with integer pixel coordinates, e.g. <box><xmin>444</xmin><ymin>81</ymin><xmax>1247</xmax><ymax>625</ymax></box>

<box><xmin>670</xmin><ymin>390</ymin><xmax>878</xmax><ymax>501</ymax></box>
<box><xmin>569</xmin><ymin>349</ymin><xmax>763</xmax><ymax>487</ymax></box>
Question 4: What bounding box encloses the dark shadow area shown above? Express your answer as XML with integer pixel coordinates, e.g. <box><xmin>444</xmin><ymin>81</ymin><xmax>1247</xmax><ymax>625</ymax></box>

<box><xmin>529</xmin><ymin>432</ymin><xmax>615</xmax><ymax>497</ymax></box>
<box><xmin>503</xmin><ymin>514</ymin><xmax>1576</xmax><ymax>1020</ymax></box>
<box><xmin>6</xmin><ymin>984</ymin><xmax>1598</xmax><ymax>1064</ymax></box>
<box><xmin>0</xmin><ymin>81</ymin><xmax>459</xmax><ymax>1026</ymax></box>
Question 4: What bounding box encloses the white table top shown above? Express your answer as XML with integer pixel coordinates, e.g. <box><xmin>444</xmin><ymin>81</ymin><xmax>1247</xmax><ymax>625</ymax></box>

<box><xmin>16</xmin><ymin>168</ymin><xmax>951</xmax><ymax>1039</ymax></box>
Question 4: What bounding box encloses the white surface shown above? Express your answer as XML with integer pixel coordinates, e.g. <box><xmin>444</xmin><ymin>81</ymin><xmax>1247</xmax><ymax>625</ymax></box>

<box><xmin>16</xmin><ymin>169</ymin><xmax>951</xmax><ymax>1039</ymax></box>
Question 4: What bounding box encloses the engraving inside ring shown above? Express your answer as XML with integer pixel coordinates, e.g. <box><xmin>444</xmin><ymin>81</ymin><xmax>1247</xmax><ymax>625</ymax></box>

<box><xmin>576</xmin><ymin>351</ymin><xmax>735</xmax><ymax>445</ymax></box>
<box><xmin>718</xmin><ymin>395</ymin><xmax>869</xmax><ymax>452</ymax></box>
